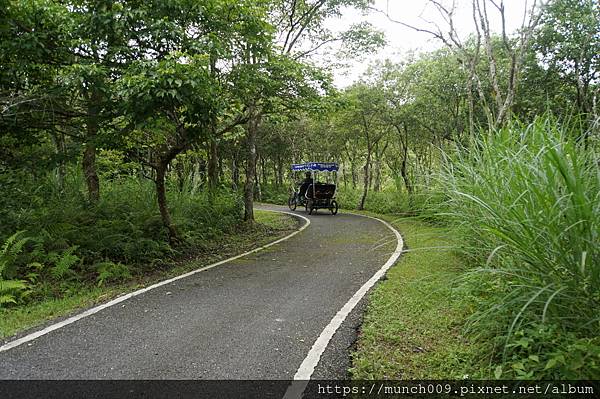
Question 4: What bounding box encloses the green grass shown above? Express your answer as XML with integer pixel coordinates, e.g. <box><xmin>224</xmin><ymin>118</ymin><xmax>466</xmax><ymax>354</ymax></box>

<box><xmin>350</xmin><ymin>213</ymin><xmax>481</xmax><ymax>379</ymax></box>
<box><xmin>0</xmin><ymin>210</ymin><xmax>298</xmax><ymax>340</ymax></box>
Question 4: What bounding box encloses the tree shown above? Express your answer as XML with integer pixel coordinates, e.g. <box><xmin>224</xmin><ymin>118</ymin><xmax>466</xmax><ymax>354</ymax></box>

<box><xmin>0</xmin><ymin>0</ymin><xmax>77</xmax><ymax>179</ymax></box>
<box><xmin>375</xmin><ymin>0</ymin><xmax>545</xmax><ymax>130</ymax></box>
<box><xmin>117</xmin><ymin>0</ymin><xmax>274</xmax><ymax>240</ymax></box>
<box><xmin>119</xmin><ymin>56</ymin><xmax>221</xmax><ymax>242</ymax></box>
<box><xmin>237</xmin><ymin>0</ymin><xmax>385</xmax><ymax>222</ymax></box>
<box><xmin>338</xmin><ymin>83</ymin><xmax>387</xmax><ymax>209</ymax></box>
<box><xmin>533</xmin><ymin>0</ymin><xmax>599</xmax><ymax>139</ymax></box>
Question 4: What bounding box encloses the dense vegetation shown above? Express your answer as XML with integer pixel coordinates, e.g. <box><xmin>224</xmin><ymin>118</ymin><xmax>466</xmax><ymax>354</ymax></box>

<box><xmin>0</xmin><ymin>0</ymin><xmax>381</xmax><ymax>306</ymax></box>
<box><xmin>1</xmin><ymin>0</ymin><xmax>598</xmax><ymax>380</ymax></box>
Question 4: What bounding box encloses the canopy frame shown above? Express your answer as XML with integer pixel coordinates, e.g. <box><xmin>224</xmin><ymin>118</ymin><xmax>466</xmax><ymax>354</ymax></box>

<box><xmin>291</xmin><ymin>162</ymin><xmax>339</xmax><ymax>172</ymax></box>
<box><xmin>290</xmin><ymin>162</ymin><xmax>339</xmax><ymax>201</ymax></box>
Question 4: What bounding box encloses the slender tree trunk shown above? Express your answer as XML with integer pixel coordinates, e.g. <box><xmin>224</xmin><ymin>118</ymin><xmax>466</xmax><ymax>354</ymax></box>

<box><xmin>83</xmin><ymin>127</ymin><xmax>100</xmax><ymax>202</ymax></box>
<box><xmin>277</xmin><ymin>157</ymin><xmax>283</xmax><ymax>186</ymax></box>
<box><xmin>244</xmin><ymin>110</ymin><xmax>260</xmax><ymax>222</ymax></box>
<box><xmin>400</xmin><ymin>147</ymin><xmax>412</xmax><ymax>195</ymax></box>
<box><xmin>351</xmin><ymin>162</ymin><xmax>357</xmax><ymax>189</ymax></box>
<box><xmin>374</xmin><ymin>162</ymin><xmax>381</xmax><ymax>192</ymax></box>
<box><xmin>261</xmin><ymin>156</ymin><xmax>267</xmax><ymax>187</ymax></box>
<box><xmin>255</xmin><ymin>169</ymin><xmax>262</xmax><ymax>202</ymax></box>
<box><xmin>207</xmin><ymin>138</ymin><xmax>219</xmax><ymax>190</ymax></box>
<box><xmin>232</xmin><ymin>155</ymin><xmax>239</xmax><ymax>191</ymax></box>
<box><xmin>83</xmin><ymin>87</ymin><xmax>103</xmax><ymax>202</ymax></box>
<box><xmin>155</xmin><ymin>163</ymin><xmax>179</xmax><ymax>243</ymax></box>
<box><xmin>175</xmin><ymin>160</ymin><xmax>185</xmax><ymax>192</ymax></box>
<box><xmin>358</xmin><ymin>146</ymin><xmax>371</xmax><ymax>210</ymax></box>
<box><xmin>51</xmin><ymin>131</ymin><xmax>66</xmax><ymax>190</ymax></box>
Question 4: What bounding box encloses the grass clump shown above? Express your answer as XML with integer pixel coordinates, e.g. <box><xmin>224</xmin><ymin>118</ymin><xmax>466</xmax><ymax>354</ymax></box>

<box><xmin>441</xmin><ymin>117</ymin><xmax>599</xmax><ymax>379</ymax></box>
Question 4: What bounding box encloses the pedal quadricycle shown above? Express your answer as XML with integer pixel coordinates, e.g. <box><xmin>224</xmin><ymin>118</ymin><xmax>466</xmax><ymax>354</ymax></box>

<box><xmin>287</xmin><ymin>162</ymin><xmax>339</xmax><ymax>215</ymax></box>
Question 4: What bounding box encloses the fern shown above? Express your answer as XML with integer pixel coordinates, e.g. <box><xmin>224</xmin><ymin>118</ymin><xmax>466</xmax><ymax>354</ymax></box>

<box><xmin>0</xmin><ymin>232</ymin><xmax>31</xmax><ymax>307</ymax></box>
<box><xmin>50</xmin><ymin>246</ymin><xmax>80</xmax><ymax>279</ymax></box>
<box><xmin>0</xmin><ymin>294</ymin><xmax>18</xmax><ymax>306</ymax></box>
<box><xmin>0</xmin><ymin>262</ymin><xmax>28</xmax><ymax>307</ymax></box>
<box><xmin>96</xmin><ymin>261</ymin><xmax>130</xmax><ymax>286</ymax></box>
<box><xmin>0</xmin><ymin>231</ymin><xmax>30</xmax><ymax>279</ymax></box>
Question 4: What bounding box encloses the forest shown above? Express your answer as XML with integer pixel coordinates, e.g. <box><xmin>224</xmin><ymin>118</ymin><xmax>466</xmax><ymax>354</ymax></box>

<box><xmin>1</xmin><ymin>0</ymin><xmax>598</xmax><ymax>381</ymax></box>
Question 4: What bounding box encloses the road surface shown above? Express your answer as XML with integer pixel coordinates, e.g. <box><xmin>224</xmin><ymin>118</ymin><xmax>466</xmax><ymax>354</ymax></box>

<box><xmin>0</xmin><ymin>205</ymin><xmax>400</xmax><ymax>391</ymax></box>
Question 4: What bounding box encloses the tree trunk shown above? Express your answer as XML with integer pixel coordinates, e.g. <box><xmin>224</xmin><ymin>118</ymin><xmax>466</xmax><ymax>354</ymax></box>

<box><xmin>244</xmin><ymin>111</ymin><xmax>260</xmax><ymax>222</ymax></box>
<box><xmin>374</xmin><ymin>161</ymin><xmax>381</xmax><ymax>192</ymax></box>
<box><xmin>400</xmin><ymin>148</ymin><xmax>413</xmax><ymax>195</ymax></box>
<box><xmin>255</xmin><ymin>169</ymin><xmax>262</xmax><ymax>202</ymax></box>
<box><xmin>232</xmin><ymin>155</ymin><xmax>239</xmax><ymax>191</ymax></box>
<box><xmin>83</xmin><ymin>142</ymin><xmax>99</xmax><ymax>202</ymax></box>
<box><xmin>277</xmin><ymin>157</ymin><xmax>284</xmax><ymax>186</ymax></box>
<box><xmin>51</xmin><ymin>131</ymin><xmax>66</xmax><ymax>190</ymax></box>
<box><xmin>175</xmin><ymin>160</ymin><xmax>185</xmax><ymax>192</ymax></box>
<box><xmin>207</xmin><ymin>138</ymin><xmax>219</xmax><ymax>190</ymax></box>
<box><xmin>368</xmin><ymin>162</ymin><xmax>374</xmax><ymax>190</ymax></box>
<box><xmin>358</xmin><ymin>146</ymin><xmax>371</xmax><ymax>210</ymax></box>
<box><xmin>155</xmin><ymin>163</ymin><xmax>179</xmax><ymax>243</ymax></box>
<box><xmin>261</xmin><ymin>156</ymin><xmax>267</xmax><ymax>187</ymax></box>
<box><xmin>83</xmin><ymin>100</ymin><xmax>100</xmax><ymax>202</ymax></box>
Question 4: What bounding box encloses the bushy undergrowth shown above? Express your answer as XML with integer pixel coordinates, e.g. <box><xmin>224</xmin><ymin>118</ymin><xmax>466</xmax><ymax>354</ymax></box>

<box><xmin>0</xmin><ymin>170</ymin><xmax>242</xmax><ymax>307</ymax></box>
<box><xmin>336</xmin><ymin>186</ymin><xmax>437</xmax><ymax>216</ymax></box>
<box><xmin>441</xmin><ymin>118</ymin><xmax>599</xmax><ymax>379</ymax></box>
<box><xmin>259</xmin><ymin>183</ymin><xmax>289</xmax><ymax>205</ymax></box>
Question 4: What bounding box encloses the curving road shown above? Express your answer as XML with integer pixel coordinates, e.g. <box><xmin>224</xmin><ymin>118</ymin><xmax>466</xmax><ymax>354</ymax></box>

<box><xmin>0</xmin><ymin>205</ymin><xmax>400</xmax><ymax>384</ymax></box>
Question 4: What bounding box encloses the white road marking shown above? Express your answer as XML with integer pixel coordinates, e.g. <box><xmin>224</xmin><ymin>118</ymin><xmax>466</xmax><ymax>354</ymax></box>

<box><xmin>0</xmin><ymin>211</ymin><xmax>310</xmax><ymax>353</ymax></box>
<box><xmin>283</xmin><ymin>213</ymin><xmax>404</xmax><ymax>399</ymax></box>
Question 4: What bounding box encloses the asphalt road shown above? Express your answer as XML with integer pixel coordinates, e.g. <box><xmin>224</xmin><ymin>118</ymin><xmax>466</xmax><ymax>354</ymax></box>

<box><xmin>0</xmin><ymin>205</ymin><xmax>397</xmax><ymax>382</ymax></box>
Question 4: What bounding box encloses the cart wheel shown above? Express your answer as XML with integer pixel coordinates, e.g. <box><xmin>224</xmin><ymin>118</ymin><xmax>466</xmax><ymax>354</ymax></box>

<box><xmin>288</xmin><ymin>194</ymin><xmax>297</xmax><ymax>211</ymax></box>
<box><xmin>330</xmin><ymin>200</ymin><xmax>339</xmax><ymax>215</ymax></box>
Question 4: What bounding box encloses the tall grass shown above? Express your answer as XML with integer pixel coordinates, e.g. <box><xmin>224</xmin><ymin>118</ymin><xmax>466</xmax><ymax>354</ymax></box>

<box><xmin>440</xmin><ymin>117</ymin><xmax>599</xmax><ymax>378</ymax></box>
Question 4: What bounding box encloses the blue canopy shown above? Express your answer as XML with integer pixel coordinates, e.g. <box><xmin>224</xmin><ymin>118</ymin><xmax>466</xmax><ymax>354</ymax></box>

<box><xmin>291</xmin><ymin>162</ymin><xmax>339</xmax><ymax>172</ymax></box>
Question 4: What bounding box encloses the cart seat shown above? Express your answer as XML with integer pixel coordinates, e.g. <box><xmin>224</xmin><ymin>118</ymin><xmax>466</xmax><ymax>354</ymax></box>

<box><xmin>305</xmin><ymin>183</ymin><xmax>336</xmax><ymax>200</ymax></box>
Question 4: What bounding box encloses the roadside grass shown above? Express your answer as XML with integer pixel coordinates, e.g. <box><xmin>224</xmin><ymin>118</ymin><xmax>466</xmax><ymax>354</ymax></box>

<box><xmin>350</xmin><ymin>213</ymin><xmax>482</xmax><ymax>379</ymax></box>
<box><xmin>0</xmin><ymin>210</ymin><xmax>298</xmax><ymax>340</ymax></box>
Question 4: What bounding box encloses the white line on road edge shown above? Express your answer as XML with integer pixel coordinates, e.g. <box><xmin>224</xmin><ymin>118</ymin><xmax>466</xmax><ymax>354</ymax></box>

<box><xmin>283</xmin><ymin>214</ymin><xmax>404</xmax><ymax>399</ymax></box>
<box><xmin>0</xmin><ymin>210</ymin><xmax>310</xmax><ymax>353</ymax></box>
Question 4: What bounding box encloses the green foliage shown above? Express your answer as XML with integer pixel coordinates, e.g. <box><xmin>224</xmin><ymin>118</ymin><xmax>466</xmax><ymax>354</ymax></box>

<box><xmin>440</xmin><ymin>116</ymin><xmax>599</xmax><ymax>379</ymax></box>
<box><xmin>0</xmin><ymin>167</ymin><xmax>243</xmax><ymax>306</ymax></box>
<box><xmin>0</xmin><ymin>231</ymin><xmax>30</xmax><ymax>279</ymax></box>
<box><xmin>497</xmin><ymin>324</ymin><xmax>600</xmax><ymax>380</ymax></box>
<box><xmin>0</xmin><ymin>232</ymin><xmax>30</xmax><ymax>307</ymax></box>
<box><xmin>49</xmin><ymin>246</ymin><xmax>80</xmax><ymax>279</ymax></box>
<box><xmin>259</xmin><ymin>184</ymin><xmax>289</xmax><ymax>204</ymax></box>
<box><xmin>96</xmin><ymin>261</ymin><xmax>131</xmax><ymax>286</ymax></box>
